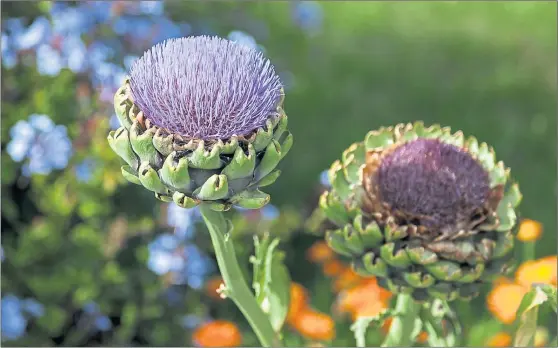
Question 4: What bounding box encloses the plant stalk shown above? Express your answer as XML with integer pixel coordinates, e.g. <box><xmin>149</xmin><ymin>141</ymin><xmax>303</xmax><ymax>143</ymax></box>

<box><xmin>381</xmin><ymin>293</ymin><xmax>421</xmax><ymax>347</ymax></box>
<box><xmin>199</xmin><ymin>204</ymin><xmax>279</xmax><ymax>347</ymax></box>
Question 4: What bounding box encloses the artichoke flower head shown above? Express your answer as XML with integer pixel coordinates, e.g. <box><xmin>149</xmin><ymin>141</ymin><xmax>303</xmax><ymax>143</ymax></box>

<box><xmin>321</xmin><ymin>123</ymin><xmax>522</xmax><ymax>301</ymax></box>
<box><xmin>108</xmin><ymin>36</ymin><xmax>292</xmax><ymax>211</ymax></box>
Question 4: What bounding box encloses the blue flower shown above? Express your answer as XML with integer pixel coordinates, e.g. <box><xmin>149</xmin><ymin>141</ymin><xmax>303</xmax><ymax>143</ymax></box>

<box><xmin>94</xmin><ymin>316</ymin><xmax>113</xmax><ymax>331</ymax></box>
<box><xmin>166</xmin><ymin>203</ymin><xmax>198</xmax><ymax>240</ymax></box>
<box><xmin>151</xmin><ymin>17</ymin><xmax>181</xmax><ymax>44</ymax></box>
<box><xmin>83</xmin><ymin>301</ymin><xmax>100</xmax><ymax>314</ymax></box>
<box><xmin>85</xmin><ymin>1</ymin><xmax>113</xmax><ymax>23</ymax></box>
<box><xmin>0</xmin><ymin>246</ymin><xmax>4</xmax><ymax>262</ymax></box>
<box><xmin>109</xmin><ymin>113</ymin><xmax>121</xmax><ymax>130</ymax></box>
<box><xmin>227</xmin><ymin>30</ymin><xmax>259</xmax><ymax>51</ymax></box>
<box><xmin>261</xmin><ymin>204</ymin><xmax>280</xmax><ymax>221</ymax></box>
<box><xmin>147</xmin><ymin>233</ymin><xmax>213</xmax><ymax>288</ymax></box>
<box><xmin>181</xmin><ymin>314</ymin><xmax>202</xmax><ymax>329</ymax></box>
<box><xmin>36</xmin><ymin>44</ymin><xmax>63</xmax><ymax>76</ymax></box>
<box><xmin>62</xmin><ymin>34</ymin><xmax>87</xmax><ymax>73</ymax></box>
<box><xmin>139</xmin><ymin>1</ymin><xmax>164</xmax><ymax>16</ymax></box>
<box><xmin>82</xmin><ymin>301</ymin><xmax>112</xmax><ymax>331</ymax></box>
<box><xmin>51</xmin><ymin>5</ymin><xmax>94</xmax><ymax>35</ymax></box>
<box><xmin>75</xmin><ymin>158</ymin><xmax>96</xmax><ymax>182</ymax></box>
<box><xmin>14</xmin><ymin>16</ymin><xmax>51</xmax><ymax>50</ymax></box>
<box><xmin>112</xmin><ymin>16</ymin><xmax>153</xmax><ymax>40</ymax></box>
<box><xmin>291</xmin><ymin>1</ymin><xmax>323</xmax><ymax>34</ymax></box>
<box><xmin>180</xmin><ymin>244</ymin><xmax>214</xmax><ymax>289</ymax></box>
<box><xmin>6</xmin><ymin>114</ymin><xmax>73</xmax><ymax>176</ymax></box>
<box><xmin>147</xmin><ymin>233</ymin><xmax>183</xmax><ymax>275</ymax></box>
<box><xmin>21</xmin><ymin>298</ymin><xmax>45</xmax><ymax>318</ymax></box>
<box><xmin>320</xmin><ymin>169</ymin><xmax>331</xmax><ymax>187</ymax></box>
<box><xmin>123</xmin><ymin>55</ymin><xmax>139</xmax><ymax>70</ymax></box>
<box><xmin>1</xmin><ymin>295</ymin><xmax>27</xmax><ymax>341</ymax></box>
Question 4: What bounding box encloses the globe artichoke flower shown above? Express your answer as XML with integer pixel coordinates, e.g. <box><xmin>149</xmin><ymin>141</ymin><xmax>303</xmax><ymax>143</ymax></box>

<box><xmin>320</xmin><ymin>122</ymin><xmax>522</xmax><ymax>301</ymax></box>
<box><xmin>108</xmin><ymin>36</ymin><xmax>292</xmax><ymax>211</ymax></box>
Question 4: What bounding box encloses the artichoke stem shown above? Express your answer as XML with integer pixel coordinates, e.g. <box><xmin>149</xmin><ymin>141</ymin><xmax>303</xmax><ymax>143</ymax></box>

<box><xmin>381</xmin><ymin>293</ymin><xmax>421</xmax><ymax>347</ymax></box>
<box><xmin>199</xmin><ymin>205</ymin><xmax>280</xmax><ymax>348</ymax></box>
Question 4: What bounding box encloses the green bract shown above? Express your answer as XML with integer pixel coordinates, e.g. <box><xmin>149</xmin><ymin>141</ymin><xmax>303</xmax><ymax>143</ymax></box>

<box><xmin>108</xmin><ymin>79</ymin><xmax>292</xmax><ymax>211</ymax></box>
<box><xmin>320</xmin><ymin>122</ymin><xmax>522</xmax><ymax>302</ymax></box>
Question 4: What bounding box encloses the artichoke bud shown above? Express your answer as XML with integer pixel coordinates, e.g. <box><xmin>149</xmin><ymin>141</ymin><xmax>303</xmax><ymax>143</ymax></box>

<box><xmin>121</xmin><ymin>165</ymin><xmax>141</xmax><ymax>185</ymax></box>
<box><xmin>221</xmin><ymin>144</ymin><xmax>256</xmax><ymax>180</ymax></box>
<box><xmin>138</xmin><ymin>162</ymin><xmax>168</xmax><ymax>194</ymax></box>
<box><xmin>229</xmin><ymin>189</ymin><xmax>270</xmax><ymax>209</ymax></box>
<box><xmin>320</xmin><ymin>122</ymin><xmax>522</xmax><ymax>301</ymax></box>
<box><xmin>108</xmin><ymin>36</ymin><xmax>291</xmax><ymax>210</ymax></box>
<box><xmin>159</xmin><ymin>152</ymin><xmax>191</xmax><ymax>191</ymax></box>
<box><xmin>129</xmin><ymin>120</ymin><xmax>162</xmax><ymax>168</ymax></box>
<box><xmin>108</xmin><ymin>128</ymin><xmax>139</xmax><ymax>170</ymax></box>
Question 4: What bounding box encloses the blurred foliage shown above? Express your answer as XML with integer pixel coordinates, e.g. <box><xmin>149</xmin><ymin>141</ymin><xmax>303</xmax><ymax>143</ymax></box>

<box><xmin>1</xmin><ymin>1</ymin><xmax>556</xmax><ymax>347</ymax></box>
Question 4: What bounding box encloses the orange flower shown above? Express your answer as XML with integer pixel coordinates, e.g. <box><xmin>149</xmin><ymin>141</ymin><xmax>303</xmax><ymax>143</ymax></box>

<box><xmin>291</xmin><ymin>309</ymin><xmax>336</xmax><ymax>341</ymax></box>
<box><xmin>516</xmin><ymin>256</ymin><xmax>557</xmax><ymax>287</ymax></box>
<box><xmin>205</xmin><ymin>276</ymin><xmax>224</xmax><ymax>300</ymax></box>
<box><xmin>332</xmin><ymin>267</ymin><xmax>365</xmax><ymax>292</ymax></box>
<box><xmin>192</xmin><ymin>320</ymin><xmax>242</xmax><ymax>347</ymax></box>
<box><xmin>486</xmin><ymin>332</ymin><xmax>512</xmax><ymax>347</ymax></box>
<box><xmin>487</xmin><ymin>282</ymin><xmax>527</xmax><ymax>324</ymax></box>
<box><xmin>337</xmin><ymin>278</ymin><xmax>392</xmax><ymax>320</ymax></box>
<box><xmin>516</xmin><ymin>219</ymin><xmax>543</xmax><ymax>242</ymax></box>
<box><xmin>381</xmin><ymin>317</ymin><xmax>392</xmax><ymax>334</ymax></box>
<box><xmin>307</xmin><ymin>241</ymin><xmax>335</xmax><ymax>263</ymax></box>
<box><xmin>322</xmin><ymin>259</ymin><xmax>345</xmax><ymax>277</ymax></box>
<box><xmin>287</xmin><ymin>282</ymin><xmax>309</xmax><ymax>324</ymax></box>
<box><xmin>417</xmin><ymin>331</ymin><xmax>429</xmax><ymax>344</ymax></box>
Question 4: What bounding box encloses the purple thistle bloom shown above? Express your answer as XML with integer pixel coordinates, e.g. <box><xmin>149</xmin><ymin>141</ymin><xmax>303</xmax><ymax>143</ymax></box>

<box><xmin>377</xmin><ymin>138</ymin><xmax>489</xmax><ymax>230</ymax></box>
<box><xmin>129</xmin><ymin>36</ymin><xmax>283</xmax><ymax>140</ymax></box>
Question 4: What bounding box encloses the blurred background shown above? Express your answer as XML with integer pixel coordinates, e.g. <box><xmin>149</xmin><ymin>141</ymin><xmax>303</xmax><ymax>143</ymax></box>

<box><xmin>1</xmin><ymin>1</ymin><xmax>556</xmax><ymax>347</ymax></box>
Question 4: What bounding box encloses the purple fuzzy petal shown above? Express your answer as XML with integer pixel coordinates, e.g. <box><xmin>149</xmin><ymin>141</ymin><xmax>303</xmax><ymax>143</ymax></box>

<box><xmin>378</xmin><ymin>138</ymin><xmax>489</xmax><ymax>229</ymax></box>
<box><xmin>129</xmin><ymin>36</ymin><xmax>283</xmax><ymax>139</ymax></box>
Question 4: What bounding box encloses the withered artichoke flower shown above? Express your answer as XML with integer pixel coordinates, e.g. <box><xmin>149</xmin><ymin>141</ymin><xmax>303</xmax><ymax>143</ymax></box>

<box><xmin>108</xmin><ymin>36</ymin><xmax>292</xmax><ymax>211</ymax></box>
<box><xmin>320</xmin><ymin>122</ymin><xmax>522</xmax><ymax>301</ymax></box>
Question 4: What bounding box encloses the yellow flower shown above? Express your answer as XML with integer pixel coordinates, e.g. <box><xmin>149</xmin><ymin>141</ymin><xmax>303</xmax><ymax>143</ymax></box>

<box><xmin>516</xmin><ymin>256</ymin><xmax>557</xmax><ymax>287</ymax></box>
<box><xmin>291</xmin><ymin>309</ymin><xmax>336</xmax><ymax>341</ymax></box>
<box><xmin>192</xmin><ymin>320</ymin><xmax>242</xmax><ymax>347</ymax></box>
<box><xmin>205</xmin><ymin>276</ymin><xmax>224</xmax><ymax>300</ymax></box>
<box><xmin>307</xmin><ymin>241</ymin><xmax>335</xmax><ymax>264</ymax></box>
<box><xmin>486</xmin><ymin>332</ymin><xmax>512</xmax><ymax>347</ymax></box>
<box><xmin>287</xmin><ymin>282</ymin><xmax>309</xmax><ymax>325</ymax></box>
<box><xmin>487</xmin><ymin>282</ymin><xmax>527</xmax><ymax>324</ymax></box>
<box><xmin>516</xmin><ymin>219</ymin><xmax>543</xmax><ymax>242</ymax></box>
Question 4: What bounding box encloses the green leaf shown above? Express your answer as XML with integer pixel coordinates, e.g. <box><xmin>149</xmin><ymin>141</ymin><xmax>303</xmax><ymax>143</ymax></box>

<box><xmin>351</xmin><ymin>317</ymin><xmax>376</xmax><ymax>348</ymax></box>
<box><xmin>513</xmin><ymin>284</ymin><xmax>556</xmax><ymax>347</ymax></box>
<box><xmin>251</xmin><ymin>234</ymin><xmax>291</xmax><ymax>333</ymax></box>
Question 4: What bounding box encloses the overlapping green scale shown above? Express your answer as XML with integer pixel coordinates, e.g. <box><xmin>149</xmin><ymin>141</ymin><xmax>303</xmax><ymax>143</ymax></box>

<box><xmin>108</xmin><ymin>80</ymin><xmax>292</xmax><ymax>211</ymax></box>
<box><xmin>320</xmin><ymin>121</ymin><xmax>522</xmax><ymax>301</ymax></box>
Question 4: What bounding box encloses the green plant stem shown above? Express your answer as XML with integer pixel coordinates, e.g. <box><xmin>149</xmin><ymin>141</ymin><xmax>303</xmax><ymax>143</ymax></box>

<box><xmin>513</xmin><ymin>305</ymin><xmax>538</xmax><ymax>347</ymax></box>
<box><xmin>522</xmin><ymin>241</ymin><xmax>535</xmax><ymax>262</ymax></box>
<box><xmin>199</xmin><ymin>204</ymin><xmax>279</xmax><ymax>347</ymax></box>
<box><xmin>381</xmin><ymin>293</ymin><xmax>421</xmax><ymax>347</ymax></box>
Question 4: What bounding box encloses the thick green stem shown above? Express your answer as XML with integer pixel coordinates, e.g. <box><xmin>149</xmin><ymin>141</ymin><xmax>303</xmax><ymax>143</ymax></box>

<box><xmin>381</xmin><ymin>293</ymin><xmax>421</xmax><ymax>347</ymax></box>
<box><xmin>199</xmin><ymin>205</ymin><xmax>279</xmax><ymax>347</ymax></box>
